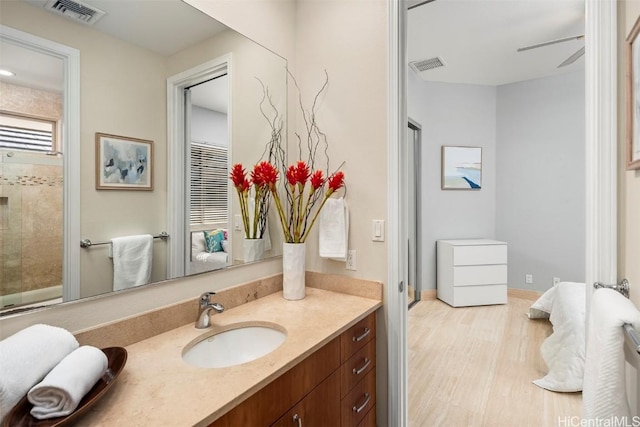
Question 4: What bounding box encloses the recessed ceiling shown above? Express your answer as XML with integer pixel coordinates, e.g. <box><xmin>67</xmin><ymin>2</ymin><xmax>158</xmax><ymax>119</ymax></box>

<box><xmin>408</xmin><ymin>0</ymin><xmax>585</xmax><ymax>86</ymax></box>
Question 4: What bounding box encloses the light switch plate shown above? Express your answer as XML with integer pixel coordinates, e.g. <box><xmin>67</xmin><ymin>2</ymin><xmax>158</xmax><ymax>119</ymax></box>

<box><xmin>372</xmin><ymin>220</ymin><xmax>385</xmax><ymax>242</ymax></box>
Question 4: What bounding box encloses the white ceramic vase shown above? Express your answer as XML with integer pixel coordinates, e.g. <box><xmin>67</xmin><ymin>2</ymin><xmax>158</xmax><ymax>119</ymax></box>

<box><xmin>282</xmin><ymin>242</ymin><xmax>306</xmax><ymax>300</ymax></box>
<box><xmin>243</xmin><ymin>238</ymin><xmax>265</xmax><ymax>263</ymax></box>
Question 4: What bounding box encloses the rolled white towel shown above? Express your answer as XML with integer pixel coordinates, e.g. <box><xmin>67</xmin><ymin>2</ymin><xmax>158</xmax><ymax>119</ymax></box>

<box><xmin>0</xmin><ymin>324</ymin><xmax>78</xmax><ymax>422</ymax></box>
<box><xmin>28</xmin><ymin>346</ymin><xmax>108</xmax><ymax>420</ymax></box>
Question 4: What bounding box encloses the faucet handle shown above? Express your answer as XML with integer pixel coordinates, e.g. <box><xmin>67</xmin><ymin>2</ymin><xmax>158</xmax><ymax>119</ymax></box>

<box><xmin>199</xmin><ymin>292</ymin><xmax>216</xmax><ymax>306</ymax></box>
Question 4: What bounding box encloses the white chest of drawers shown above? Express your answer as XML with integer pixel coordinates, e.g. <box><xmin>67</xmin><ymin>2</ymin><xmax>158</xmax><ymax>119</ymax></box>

<box><xmin>436</xmin><ymin>239</ymin><xmax>508</xmax><ymax>307</ymax></box>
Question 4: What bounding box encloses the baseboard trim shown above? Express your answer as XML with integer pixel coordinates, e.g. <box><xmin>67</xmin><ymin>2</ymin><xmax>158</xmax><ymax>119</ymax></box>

<box><xmin>420</xmin><ymin>289</ymin><xmax>437</xmax><ymax>301</ymax></box>
<box><xmin>507</xmin><ymin>288</ymin><xmax>542</xmax><ymax>301</ymax></box>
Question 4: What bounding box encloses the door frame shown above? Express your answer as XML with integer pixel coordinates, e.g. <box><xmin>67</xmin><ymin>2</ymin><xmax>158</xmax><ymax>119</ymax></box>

<box><xmin>0</xmin><ymin>25</ymin><xmax>81</xmax><ymax>301</ymax></box>
<box><xmin>166</xmin><ymin>54</ymin><xmax>232</xmax><ymax>279</ymax></box>
<box><xmin>386</xmin><ymin>0</ymin><xmax>617</xmax><ymax>425</ymax></box>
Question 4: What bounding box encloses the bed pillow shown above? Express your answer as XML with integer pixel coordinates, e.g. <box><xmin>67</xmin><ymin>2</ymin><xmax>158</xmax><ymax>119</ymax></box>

<box><xmin>528</xmin><ymin>285</ymin><xmax>557</xmax><ymax>319</ymax></box>
<box><xmin>203</xmin><ymin>230</ymin><xmax>225</xmax><ymax>253</ymax></box>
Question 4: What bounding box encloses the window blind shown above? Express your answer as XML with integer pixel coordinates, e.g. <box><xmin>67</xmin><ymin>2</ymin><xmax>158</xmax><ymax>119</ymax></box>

<box><xmin>0</xmin><ymin>125</ymin><xmax>52</xmax><ymax>152</ymax></box>
<box><xmin>190</xmin><ymin>142</ymin><xmax>228</xmax><ymax>226</ymax></box>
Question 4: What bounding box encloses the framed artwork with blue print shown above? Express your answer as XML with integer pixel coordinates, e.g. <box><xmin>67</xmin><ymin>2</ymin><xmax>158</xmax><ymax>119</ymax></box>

<box><xmin>441</xmin><ymin>146</ymin><xmax>482</xmax><ymax>190</ymax></box>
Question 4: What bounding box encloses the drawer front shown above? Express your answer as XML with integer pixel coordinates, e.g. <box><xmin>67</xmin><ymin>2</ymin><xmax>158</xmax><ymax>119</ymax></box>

<box><xmin>341</xmin><ymin>339</ymin><xmax>376</xmax><ymax>398</ymax></box>
<box><xmin>453</xmin><ymin>244</ymin><xmax>507</xmax><ymax>266</ymax></box>
<box><xmin>452</xmin><ymin>284</ymin><xmax>507</xmax><ymax>307</ymax></box>
<box><xmin>341</xmin><ymin>312</ymin><xmax>376</xmax><ymax>362</ymax></box>
<box><xmin>341</xmin><ymin>370</ymin><xmax>376</xmax><ymax>427</ymax></box>
<box><xmin>356</xmin><ymin>405</ymin><xmax>376</xmax><ymax>427</ymax></box>
<box><xmin>453</xmin><ymin>265</ymin><xmax>507</xmax><ymax>286</ymax></box>
<box><xmin>271</xmin><ymin>370</ymin><xmax>340</xmax><ymax>427</ymax></box>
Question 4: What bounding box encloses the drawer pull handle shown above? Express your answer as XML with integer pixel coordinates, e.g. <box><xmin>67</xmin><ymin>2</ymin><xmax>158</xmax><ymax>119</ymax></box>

<box><xmin>352</xmin><ymin>327</ymin><xmax>370</xmax><ymax>342</ymax></box>
<box><xmin>353</xmin><ymin>357</ymin><xmax>371</xmax><ymax>375</ymax></box>
<box><xmin>293</xmin><ymin>413</ymin><xmax>302</xmax><ymax>427</ymax></box>
<box><xmin>352</xmin><ymin>393</ymin><xmax>371</xmax><ymax>413</ymax></box>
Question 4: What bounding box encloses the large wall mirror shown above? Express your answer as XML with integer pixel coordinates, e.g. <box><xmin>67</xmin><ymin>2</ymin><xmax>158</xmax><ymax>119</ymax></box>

<box><xmin>0</xmin><ymin>0</ymin><xmax>286</xmax><ymax>314</ymax></box>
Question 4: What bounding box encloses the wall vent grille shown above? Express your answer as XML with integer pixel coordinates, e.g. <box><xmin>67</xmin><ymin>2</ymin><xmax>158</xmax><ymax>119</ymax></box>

<box><xmin>44</xmin><ymin>0</ymin><xmax>106</xmax><ymax>25</ymax></box>
<box><xmin>409</xmin><ymin>57</ymin><xmax>446</xmax><ymax>73</ymax></box>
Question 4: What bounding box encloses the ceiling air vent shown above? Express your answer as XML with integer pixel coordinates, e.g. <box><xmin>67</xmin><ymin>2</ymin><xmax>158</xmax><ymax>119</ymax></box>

<box><xmin>44</xmin><ymin>0</ymin><xmax>106</xmax><ymax>25</ymax></box>
<box><xmin>409</xmin><ymin>57</ymin><xmax>446</xmax><ymax>73</ymax></box>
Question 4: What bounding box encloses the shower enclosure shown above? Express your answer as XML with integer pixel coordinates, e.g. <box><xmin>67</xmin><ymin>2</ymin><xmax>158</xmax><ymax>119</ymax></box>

<box><xmin>0</xmin><ymin>148</ymin><xmax>63</xmax><ymax>310</ymax></box>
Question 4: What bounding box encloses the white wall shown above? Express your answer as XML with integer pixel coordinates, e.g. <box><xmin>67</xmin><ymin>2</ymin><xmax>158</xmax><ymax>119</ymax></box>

<box><xmin>407</xmin><ymin>70</ymin><xmax>497</xmax><ymax>290</ymax></box>
<box><xmin>496</xmin><ymin>71</ymin><xmax>586</xmax><ymax>292</ymax></box>
<box><xmin>191</xmin><ymin>106</ymin><xmax>228</xmax><ymax>146</ymax></box>
<box><xmin>408</xmin><ymin>69</ymin><xmax>585</xmax><ymax>293</ymax></box>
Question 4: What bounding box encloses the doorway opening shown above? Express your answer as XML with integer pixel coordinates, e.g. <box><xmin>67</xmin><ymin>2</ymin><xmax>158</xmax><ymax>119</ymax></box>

<box><xmin>166</xmin><ymin>55</ymin><xmax>231</xmax><ymax>279</ymax></box>
<box><xmin>407</xmin><ymin>119</ymin><xmax>422</xmax><ymax>309</ymax></box>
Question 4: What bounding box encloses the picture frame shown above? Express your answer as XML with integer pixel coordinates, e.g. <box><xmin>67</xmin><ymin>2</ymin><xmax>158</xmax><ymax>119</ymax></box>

<box><xmin>441</xmin><ymin>146</ymin><xmax>482</xmax><ymax>190</ymax></box>
<box><xmin>95</xmin><ymin>133</ymin><xmax>153</xmax><ymax>190</ymax></box>
<box><xmin>626</xmin><ymin>15</ymin><xmax>640</xmax><ymax>170</ymax></box>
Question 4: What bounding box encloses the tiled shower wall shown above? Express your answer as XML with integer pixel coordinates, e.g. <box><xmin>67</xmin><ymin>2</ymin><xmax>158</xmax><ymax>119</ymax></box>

<box><xmin>1</xmin><ymin>154</ymin><xmax>63</xmax><ymax>296</ymax></box>
<box><xmin>0</xmin><ymin>82</ymin><xmax>63</xmax><ymax>300</ymax></box>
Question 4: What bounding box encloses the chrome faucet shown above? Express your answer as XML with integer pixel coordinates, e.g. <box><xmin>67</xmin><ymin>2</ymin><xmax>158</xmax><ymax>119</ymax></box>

<box><xmin>195</xmin><ymin>292</ymin><xmax>224</xmax><ymax>329</ymax></box>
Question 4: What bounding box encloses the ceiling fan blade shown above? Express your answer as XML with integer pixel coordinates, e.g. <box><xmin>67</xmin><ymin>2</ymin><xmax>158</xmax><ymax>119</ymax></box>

<box><xmin>557</xmin><ymin>46</ymin><xmax>585</xmax><ymax>68</ymax></box>
<box><xmin>517</xmin><ymin>34</ymin><xmax>585</xmax><ymax>52</ymax></box>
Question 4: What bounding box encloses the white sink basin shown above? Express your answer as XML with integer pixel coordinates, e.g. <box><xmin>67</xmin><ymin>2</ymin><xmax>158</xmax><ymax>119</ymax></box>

<box><xmin>182</xmin><ymin>323</ymin><xmax>286</xmax><ymax>368</ymax></box>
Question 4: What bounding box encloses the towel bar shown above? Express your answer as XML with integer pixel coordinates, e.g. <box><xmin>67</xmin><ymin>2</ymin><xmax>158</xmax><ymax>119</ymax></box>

<box><xmin>593</xmin><ymin>279</ymin><xmax>630</xmax><ymax>298</ymax></box>
<box><xmin>80</xmin><ymin>232</ymin><xmax>169</xmax><ymax>248</ymax></box>
<box><xmin>624</xmin><ymin>324</ymin><xmax>640</xmax><ymax>354</ymax></box>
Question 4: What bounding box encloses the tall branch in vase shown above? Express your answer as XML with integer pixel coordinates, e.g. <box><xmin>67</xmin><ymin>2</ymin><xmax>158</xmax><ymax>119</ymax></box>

<box><xmin>253</xmin><ymin>70</ymin><xmax>345</xmax><ymax>243</ymax></box>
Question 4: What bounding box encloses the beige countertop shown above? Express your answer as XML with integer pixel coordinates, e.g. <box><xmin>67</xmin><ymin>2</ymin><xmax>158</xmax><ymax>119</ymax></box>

<box><xmin>78</xmin><ymin>287</ymin><xmax>381</xmax><ymax>426</ymax></box>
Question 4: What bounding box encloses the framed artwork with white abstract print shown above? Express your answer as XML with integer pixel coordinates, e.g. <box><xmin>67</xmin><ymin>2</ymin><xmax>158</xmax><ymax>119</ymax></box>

<box><xmin>95</xmin><ymin>133</ymin><xmax>153</xmax><ymax>190</ymax></box>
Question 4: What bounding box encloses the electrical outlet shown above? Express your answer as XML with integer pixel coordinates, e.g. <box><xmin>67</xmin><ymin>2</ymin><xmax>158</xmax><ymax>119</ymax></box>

<box><xmin>346</xmin><ymin>250</ymin><xmax>357</xmax><ymax>271</ymax></box>
<box><xmin>525</xmin><ymin>274</ymin><xmax>533</xmax><ymax>284</ymax></box>
<box><xmin>553</xmin><ymin>277</ymin><xmax>561</xmax><ymax>286</ymax></box>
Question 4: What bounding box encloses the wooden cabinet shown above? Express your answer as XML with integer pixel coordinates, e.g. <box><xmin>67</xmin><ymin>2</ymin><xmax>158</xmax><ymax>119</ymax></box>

<box><xmin>209</xmin><ymin>311</ymin><xmax>377</xmax><ymax>427</ymax></box>
<box><xmin>437</xmin><ymin>239</ymin><xmax>508</xmax><ymax>307</ymax></box>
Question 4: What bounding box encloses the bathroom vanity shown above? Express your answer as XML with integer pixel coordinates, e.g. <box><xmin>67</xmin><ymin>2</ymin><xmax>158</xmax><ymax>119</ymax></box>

<box><xmin>212</xmin><ymin>311</ymin><xmax>376</xmax><ymax>426</ymax></box>
<box><xmin>70</xmin><ymin>278</ymin><xmax>381</xmax><ymax>426</ymax></box>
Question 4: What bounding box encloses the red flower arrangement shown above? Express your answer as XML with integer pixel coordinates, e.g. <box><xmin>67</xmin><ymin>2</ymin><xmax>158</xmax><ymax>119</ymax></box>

<box><xmin>230</xmin><ymin>163</ymin><xmax>270</xmax><ymax>240</ymax></box>
<box><xmin>231</xmin><ymin>160</ymin><xmax>344</xmax><ymax>243</ymax></box>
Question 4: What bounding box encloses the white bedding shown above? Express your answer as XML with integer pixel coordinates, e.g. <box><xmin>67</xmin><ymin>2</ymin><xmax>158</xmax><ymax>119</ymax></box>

<box><xmin>530</xmin><ymin>282</ymin><xmax>586</xmax><ymax>392</ymax></box>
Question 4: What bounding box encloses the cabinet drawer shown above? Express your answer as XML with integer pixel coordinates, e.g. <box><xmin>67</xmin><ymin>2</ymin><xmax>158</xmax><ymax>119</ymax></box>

<box><xmin>271</xmin><ymin>370</ymin><xmax>340</xmax><ymax>427</ymax></box>
<box><xmin>341</xmin><ymin>370</ymin><xmax>376</xmax><ymax>427</ymax></box>
<box><xmin>341</xmin><ymin>312</ymin><xmax>376</xmax><ymax>362</ymax></box>
<box><xmin>341</xmin><ymin>339</ymin><xmax>376</xmax><ymax>398</ymax></box>
<box><xmin>357</xmin><ymin>405</ymin><xmax>376</xmax><ymax>427</ymax></box>
<box><xmin>453</xmin><ymin>265</ymin><xmax>507</xmax><ymax>286</ymax></box>
<box><xmin>452</xmin><ymin>284</ymin><xmax>507</xmax><ymax>307</ymax></box>
<box><xmin>453</xmin><ymin>245</ymin><xmax>507</xmax><ymax>266</ymax></box>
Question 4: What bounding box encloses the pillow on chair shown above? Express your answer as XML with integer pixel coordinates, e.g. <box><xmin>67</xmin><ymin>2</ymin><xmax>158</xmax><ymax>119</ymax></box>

<box><xmin>204</xmin><ymin>229</ymin><xmax>225</xmax><ymax>253</ymax></box>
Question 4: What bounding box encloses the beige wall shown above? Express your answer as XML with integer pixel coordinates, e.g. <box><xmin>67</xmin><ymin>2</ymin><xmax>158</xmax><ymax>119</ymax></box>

<box><xmin>620</xmin><ymin>1</ymin><xmax>640</xmax><ymax>308</ymax></box>
<box><xmin>294</xmin><ymin>1</ymin><xmax>389</xmax><ymax>422</ymax></box>
<box><xmin>1</xmin><ymin>1</ymin><xmax>168</xmax><ymax>297</ymax></box>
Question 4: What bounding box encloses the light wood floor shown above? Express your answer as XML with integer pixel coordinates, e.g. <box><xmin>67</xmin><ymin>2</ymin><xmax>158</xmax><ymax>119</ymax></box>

<box><xmin>408</xmin><ymin>296</ymin><xmax>582</xmax><ymax>427</ymax></box>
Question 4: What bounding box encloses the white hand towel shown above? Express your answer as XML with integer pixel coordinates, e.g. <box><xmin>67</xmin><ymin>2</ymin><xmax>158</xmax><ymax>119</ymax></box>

<box><xmin>27</xmin><ymin>346</ymin><xmax>108</xmax><ymax>420</ymax></box>
<box><xmin>319</xmin><ymin>198</ymin><xmax>349</xmax><ymax>261</ymax></box>
<box><xmin>583</xmin><ymin>288</ymin><xmax>640</xmax><ymax>421</ymax></box>
<box><xmin>111</xmin><ymin>234</ymin><xmax>153</xmax><ymax>291</ymax></box>
<box><xmin>0</xmin><ymin>324</ymin><xmax>78</xmax><ymax>422</ymax></box>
